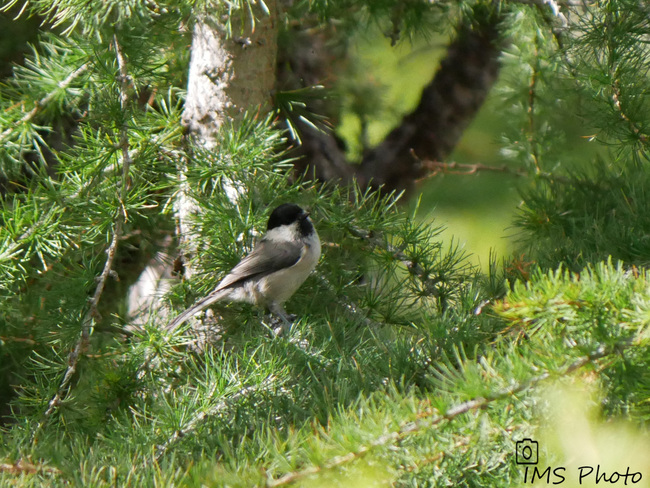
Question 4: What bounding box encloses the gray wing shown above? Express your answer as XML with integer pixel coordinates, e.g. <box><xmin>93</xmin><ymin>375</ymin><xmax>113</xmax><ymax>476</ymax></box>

<box><xmin>215</xmin><ymin>238</ymin><xmax>303</xmax><ymax>291</ymax></box>
<box><xmin>165</xmin><ymin>239</ymin><xmax>301</xmax><ymax>332</ymax></box>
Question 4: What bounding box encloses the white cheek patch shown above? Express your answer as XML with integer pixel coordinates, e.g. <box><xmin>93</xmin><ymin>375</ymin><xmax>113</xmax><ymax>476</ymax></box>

<box><xmin>265</xmin><ymin>223</ymin><xmax>300</xmax><ymax>243</ymax></box>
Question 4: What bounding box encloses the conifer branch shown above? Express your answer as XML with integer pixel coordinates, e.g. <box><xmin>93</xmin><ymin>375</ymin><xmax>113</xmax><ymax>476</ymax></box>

<box><xmin>154</xmin><ymin>375</ymin><xmax>279</xmax><ymax>461</ymax></box>
<box><xmin>0</xmin><ymin>207</ymin><xmax>59</xmax><ymax>266</ymax></box>
<box><xmin>347</xmin><ymin>223</ymin><xmax>443</xmax><ymax>297</ymax></box>
<box><xmin>611</xmin><ymin>80</ymin><xmax>649</xmax><ymax>144</ymax></box>
<box><xmin>40</xmin><ymin>216</ymin><xmax>122</xmax><ymax>422</ymax></box>
<box><xmin>314</xmin><ymin>274</ymin><xmax>384</xmax><ymax>330</ymax></box>
<box><xmin>36</xmin><ymin>36</ymin><xmax>133</xmax><ymax>427</ymax></box>
<box><xmin>0</xmin><ymin>62</ymin><xmax>89</xmax><ymax>143</ymax></box>
<box><xmin>265</xmin><ymin>342</ymin><xmax>629</xmax><ymax>487</ymax></box>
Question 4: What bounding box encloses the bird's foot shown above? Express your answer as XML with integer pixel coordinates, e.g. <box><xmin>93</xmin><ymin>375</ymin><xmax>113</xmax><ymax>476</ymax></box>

<box><xmin>266</xmin><ymin>314</ymin><xmax>294</xmax><ymax>336</ymax></box>
<box><xmin>265</xmin><ymin>303</ymin><xmax>296</xmax><ymax>335</ymax></box>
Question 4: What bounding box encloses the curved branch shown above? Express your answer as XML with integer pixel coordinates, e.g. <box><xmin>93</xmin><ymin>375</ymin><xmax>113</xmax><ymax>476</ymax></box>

<box><xmin>357</xmin><ymin>11</ymin><xmax>503</xmax><ymax>193</ymax></box>
<box><xmin>289</xmin><ymin>7</ymin><xmax>504</xmax><ymax>196</ymax></box>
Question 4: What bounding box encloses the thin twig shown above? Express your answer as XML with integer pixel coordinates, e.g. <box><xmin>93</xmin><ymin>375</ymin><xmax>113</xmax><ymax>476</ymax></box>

<box><xmin>0</xmin><ymin>335</ymin><xmax>37</xmax><ymax>345</ymax></box>
<box><xmin>0</xmin><ymin>63</ymin><xmax>89</xmax><ymax>143</ymax></box>
<box><xmin>410</xmin><ymin>150</ymin><xmax>569</xmax><ymax>184</ymax></box>
<box><xmin>346</xmin><ymin>223</ymin><xmax>443</xmax><ymax>298</ymax></box>
<box><xmin>265</xmin><ymin>342</ymin><xmax>628</xmax><ymax>487</ymax></box>
<box><xmin>527</xmin><ymin>34</ymin><xmax>542</xmax><ymax>173</ymax></box>
<box><xmin>154</xmin><ymin>375</ymin><xmax>278</xmax><ymax>461</ymax></box>
<box><xmin>114</xmin><ymin>33</ymin><xmax>133</xmax><ymax>185</ymax></box>
<box><xmin>417</xmin><ymin>159</ymin><xmax>530</xmax><ymax>179</ymax></box>
<box><xmin>611</xmin><ymin>80</ymin><xmax>649</xmax><ymax>144</ymax></box>
<box><xmin>40</xmin><ymin>217</ymin><xmax>123</xmax><ymax>420</ymax></box>
<box><xmin>411</xmin><ymin>149</ymin><xmax>529</xmax><ymax>182</ymax></box>
<box><xmin>35</xmin><ymin>37</ymin><xmax>132</xmax><ymax>432</ymax></box>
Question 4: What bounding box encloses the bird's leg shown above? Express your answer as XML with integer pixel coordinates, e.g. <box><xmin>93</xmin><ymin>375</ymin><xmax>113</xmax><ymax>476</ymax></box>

<box><xmin>268</xmin><ymin>302</ymin><xmax>295</xmax><ymax>334</ymax></box>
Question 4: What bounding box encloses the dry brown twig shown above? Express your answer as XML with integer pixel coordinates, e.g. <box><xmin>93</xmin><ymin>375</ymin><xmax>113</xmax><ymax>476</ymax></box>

<box><xmin>34</xmin><ymin>36</ymin><xmax>132</xmax><ymax>436</ymax></box>
<box><xmin>0</xmin><ymin>459</ymin><xmax>62</xmax><ymax>476</ymax></box>
<box><xmin>411</xmin><ymin>149</ymin><xmax>530</xmax><ymax>181</ymax></box>
<box><xmin>410</xmin><ymin>149</ymin><xmax>572</xmax><ymax>185</ymax></box>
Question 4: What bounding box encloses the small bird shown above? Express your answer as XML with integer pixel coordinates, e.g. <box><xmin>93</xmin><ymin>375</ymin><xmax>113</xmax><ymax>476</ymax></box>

<box><xmin>166</xmin><ymin>203</ymin><xmax>321</xmax><ymax>333</ymax></box>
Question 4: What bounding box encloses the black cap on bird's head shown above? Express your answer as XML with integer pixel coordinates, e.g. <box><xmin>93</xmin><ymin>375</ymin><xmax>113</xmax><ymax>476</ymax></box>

<box><xmin>267</xmin><ymin>203</ymin><xmax>313</xmax><ymax>236</ymax></box>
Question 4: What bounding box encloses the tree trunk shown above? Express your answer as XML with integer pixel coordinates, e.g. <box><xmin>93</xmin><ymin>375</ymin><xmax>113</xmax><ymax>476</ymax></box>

<box><xmin>183</xmin><ymin>6</ymin><xmax>278</xmax><ymax>147</ymax></box>
<box><xmin>358</xmin><ymin>14</ymin><xmax>502</xmax><ymax>194</ymax></box>
<box><xmin>289</xmin><ymin>6</ymin><xmax>503</xmax><ymax>196</ymax></box>
<box><xmin>128</xmin><ymin>3</ymin><xmax>278</xmax><ymax>326</ymax></box>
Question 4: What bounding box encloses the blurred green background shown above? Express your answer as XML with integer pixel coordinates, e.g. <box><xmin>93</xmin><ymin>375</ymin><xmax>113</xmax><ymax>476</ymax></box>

<box><xmin>336</xmin><ymin>28</ymin><xmax>598</xmax><ymax>269</ymax></box>
<box><xmin>335</xmin><ymin>30</ymin><xmax>518</xmax><ymax>268</ymax></box>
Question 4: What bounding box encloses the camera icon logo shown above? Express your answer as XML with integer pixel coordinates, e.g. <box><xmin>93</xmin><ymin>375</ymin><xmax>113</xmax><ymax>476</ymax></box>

<box><xmin>516</xmin><ymin>438</ymin><xmax>538</xmax><ymax>465</ymax></box>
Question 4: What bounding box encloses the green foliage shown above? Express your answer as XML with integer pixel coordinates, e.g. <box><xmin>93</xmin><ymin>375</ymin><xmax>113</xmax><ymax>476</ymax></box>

<box><xmin>516</xmin><ymin>163</ymin><xmax>650</xmax><ymax>269</ymax></box>
<box><xmin>1</xmin><ymin>0</ymin><xmax>650</xmax><ymax>486</ymax></box>
<box><xmin>0</xmin><ymin>108</ymin><xmax>498</xmax><ymax>485</ymax></box>
<box><xmin>508</xmin><ymin>0</ymin><xmax>650</xmax><ymax>269</ymax></box>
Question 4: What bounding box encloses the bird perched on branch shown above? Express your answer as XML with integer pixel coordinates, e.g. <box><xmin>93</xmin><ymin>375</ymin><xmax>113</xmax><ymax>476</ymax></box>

<box><xmin>166</xmin><ymin>203</ymin><xmax>320</xmax><ymax>333</ymax></box>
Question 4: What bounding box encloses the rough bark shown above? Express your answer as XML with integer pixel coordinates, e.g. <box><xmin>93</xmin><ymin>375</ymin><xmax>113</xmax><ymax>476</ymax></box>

<box><xmin>183</xmin><ymin>6</ymin><xmax>278</xmax><ymax>147</ymax></box>
<box><xmin>177</xmin><ymin>0</ymin><xmax>279</xmax><ymax>264</ymax></box>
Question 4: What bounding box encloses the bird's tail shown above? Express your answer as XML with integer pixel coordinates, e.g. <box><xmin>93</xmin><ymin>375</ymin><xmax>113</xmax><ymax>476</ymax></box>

<box><xmin>165</xmin><ymin>289</ymin><xmax>228</xmax><ymax>333</ymax></box>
